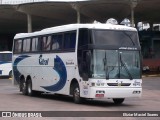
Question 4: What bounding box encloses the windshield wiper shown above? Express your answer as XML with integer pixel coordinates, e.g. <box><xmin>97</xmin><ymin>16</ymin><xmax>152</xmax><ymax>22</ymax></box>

<box><xmin>119</xmin><ymin>53</ymin><xmax>133</xmax><ymax>80</ymax></box>
<box><xmin>122</xmin><ymin>32</ymin><xmax>135</xmax><ymax>46</ymax></box>
<box><xmin>103</xmin><ymin>51</ymin><xmax>109</xmax><ymax>79</ymax></box>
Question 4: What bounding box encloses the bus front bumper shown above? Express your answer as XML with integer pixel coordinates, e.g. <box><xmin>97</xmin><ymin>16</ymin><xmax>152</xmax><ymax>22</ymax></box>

<box><xmin>87</xmin><ymin>87</ymin><xmax>142</xmax><ymax>99</ymax></box>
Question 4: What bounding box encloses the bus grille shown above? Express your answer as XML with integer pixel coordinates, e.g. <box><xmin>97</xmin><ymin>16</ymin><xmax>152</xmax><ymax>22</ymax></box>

<box><xmin>107</xmin><ymin>83</ymin><xmax>131</xmax><ymax>86</ymax></box>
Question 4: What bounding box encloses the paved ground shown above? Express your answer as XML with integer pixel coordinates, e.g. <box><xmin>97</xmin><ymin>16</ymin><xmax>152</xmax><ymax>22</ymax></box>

<box><xmin>0</xmin><ymin>77</ymin><xmax>159</xmax><ymax>120</ymax></box>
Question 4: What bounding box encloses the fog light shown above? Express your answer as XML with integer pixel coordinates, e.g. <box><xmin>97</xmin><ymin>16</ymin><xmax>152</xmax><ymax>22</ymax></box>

<box><xmin>91</xmin><ymin>83</ymin><xmax>95</xmax><ymax>86</ymax></box>
<box><xmin>133</xmin><ymin>91</ymin><xmax>141</xmax><ymax>94</ymax></box>
<box><xmin>96</xmin><ymin>90</ymin><xmax>105</xmax><ymax>93</ymax></box>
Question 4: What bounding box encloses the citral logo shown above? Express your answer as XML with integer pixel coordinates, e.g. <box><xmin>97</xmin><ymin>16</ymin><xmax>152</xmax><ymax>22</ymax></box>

<box><xmin>39</xmin><ymin>55</ymin><xmax>49</xmax><ymax>65</ymax></box>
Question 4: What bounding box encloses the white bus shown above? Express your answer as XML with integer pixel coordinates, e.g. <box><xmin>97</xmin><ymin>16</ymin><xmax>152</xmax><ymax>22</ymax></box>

<box><xmin>12</xmin><ymin>24</ymin><xmax>142</xmax><ymax>104</ymax></box>
<box><xmin>0</xmin><ymin>51</ymin><xmax>12</xmax><ymax>77</ymax></box>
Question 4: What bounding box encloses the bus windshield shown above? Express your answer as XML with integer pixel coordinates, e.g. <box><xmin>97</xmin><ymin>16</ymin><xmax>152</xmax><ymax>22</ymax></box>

<box><xmin>0</xmin><ymin>53</ymin><xmax>12</xmax><ymax>62</ymax></box>
<box><xmin>92</xmin><ymin>30</ymin><xmax>139</xmax><ymax>46</ymax></box>
<box><xmin>91</xmin><ymin>50</ymin><xmax>141</xmax><ymax>79</ymax></box>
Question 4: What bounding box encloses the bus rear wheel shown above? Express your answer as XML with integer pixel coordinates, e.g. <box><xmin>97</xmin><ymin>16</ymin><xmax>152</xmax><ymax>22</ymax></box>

<box><xmin>27</xmin><ymin>79</ymin><xmax>33</xmax><ymax>96</ymax></box>
<box><xmin>26</xmin><ymin>79</ymin><xmax>41</xmax><ymax>96</ymax></box>
<box><xmin>20</xmin><ymin>80</ymin><xmax>27</xmax><ymax>95</ymax></box>
<box><xmin>73</xmin><ymin>84</ymin><xmax>82</xmax><ymax>104</ymax></box>
<box><xmin>113</xmin><ymin>98</ymin><xmax>125</xmax><ymax>105</ymax></box>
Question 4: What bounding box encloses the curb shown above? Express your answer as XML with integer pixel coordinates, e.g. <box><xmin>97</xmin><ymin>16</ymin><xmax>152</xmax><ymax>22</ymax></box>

<box><xmin>142</xmin><ymin>74</ymin><xmax>160</xmax><ymax>77</ymax></box>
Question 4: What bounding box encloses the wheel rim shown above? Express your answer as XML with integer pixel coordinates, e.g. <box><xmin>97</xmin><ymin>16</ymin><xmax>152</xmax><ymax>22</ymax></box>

<box><xmin>22</xmin><ymin>82</ymin><xmax>25</xmax><ymax>91</ymax></box>
<box><xmin>21</xmin><ymin>81</ymin><xmax>27</xmax><ymax>95</ymax></box>
<box><xmin>27</xmin><ymin>82</ymin><xmax>32</xmax><ymax>94</ymax></box>
<box><xmin>74</xmin><ymin>87</ymin><xmax>80</xmax><ymax>101</ymax></box>
<box><xmin>28</xmin><ymin>85</ymin><xmax>31</xmax><ymax>94</ymax></box>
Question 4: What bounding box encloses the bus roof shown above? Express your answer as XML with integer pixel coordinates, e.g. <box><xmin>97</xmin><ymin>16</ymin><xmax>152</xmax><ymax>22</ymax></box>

<box><xmin>14</xmin><ymin>24</ymin><xmax>137</xmax><ymax>39</ymax></box>
<box><xmin>0</xmin><ymin>51</ymin><xmax>12</xmax><ymax>53</ymax></box>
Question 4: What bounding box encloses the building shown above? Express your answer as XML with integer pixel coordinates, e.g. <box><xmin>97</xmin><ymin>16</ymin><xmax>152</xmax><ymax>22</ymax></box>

<box><xmin>1</xmin><ymin>0</ymin><xmax>160</xmax><ymax>72</ymax></box>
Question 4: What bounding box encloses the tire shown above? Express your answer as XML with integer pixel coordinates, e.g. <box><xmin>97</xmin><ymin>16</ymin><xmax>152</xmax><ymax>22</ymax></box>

<box><xmin>73</xmin><ymin>84</ymin><xmax>82</xmax><ymax>104</ymax></box>
<box><xmin>26</xmin><ymin>79</ymin><xmax>33</xmax><ymax>96</ymax></box>
<box><xmin>20</xmin><ymin>79</ymin><xmax>27</xmax><ymax>95</ymax></box>
<box><xmin>113</xmin><ymin>98</ymin><xmax>125</xmax><ymax>105</ymax></box>
<box><xmin>9</xmin><ymin>70</ymin><xmax>12</xmax><ymax>78</ymax></box>
<box><xmin>26</xmin><ymin>79</ymin><xmax>41</xmax><ymax>96</ymax></box>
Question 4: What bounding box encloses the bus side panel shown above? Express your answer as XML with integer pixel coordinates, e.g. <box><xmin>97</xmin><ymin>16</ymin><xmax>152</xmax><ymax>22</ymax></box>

<box><xmin>32</xmin><ymin>54</ymin><xmax>60</xmax><ymax>92</ymax></box>
<box><xmin>13</xmin><ymin>52</ymin><xmax>78</xmax><ymax>95</ymax></box>
<box><xmin>37</xmin><ymin>52</ymin><xmax>77</xmax><ymax>95</ymax></box>
<box><xmin>12</xmin><ymin>54</ymin><xmax>32</xmax><ymax>85</ymax></box>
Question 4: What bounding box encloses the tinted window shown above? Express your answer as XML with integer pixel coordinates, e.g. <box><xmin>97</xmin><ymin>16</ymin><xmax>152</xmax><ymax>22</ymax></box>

<box><xmin>92</xmin><ymin>30</ymin><xmax>139</xmax><ymax>46</ymax></box>
<box><xmin>0</xmin><ymin>53</ymin><xmax>12</xmax><ymax>61</ymax></box>
<box><xmin>31</xmin><ymin>37</ymin><xmax>41</xmax><ymax>51</ymax></box>
<box><xmin>42</xmin><ymin>36</ymin><xmax>51</xmax><ymax>51</ymax></box>
<box><xmin>23</xmin><ymin>38</ymin><xmax>31</xmax><ymax>52</ymax></box>
<box><xmin>64</xmin><ymin>32</ymin><xmax>76</xmax><ymax>49</ymax></box>
<box><xmin>14</xmin><ymin>40</ymin><xmax>22</xmax><ymax>53</ymax></box>
<box><xmin>78</xmin><ymin>29</ymin><xmax>89</xmax><ymax>47</ymax></box>
<box><xmin>51</xmin><ymin>34</ymin><xmax>63</xmax><ymax>50</ymax></box>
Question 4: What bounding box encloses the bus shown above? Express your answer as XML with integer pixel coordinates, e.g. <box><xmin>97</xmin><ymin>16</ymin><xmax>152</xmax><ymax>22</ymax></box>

<box><xmin>0</xmin><ymin>51</ymin><xmax>12</xmax><ymax>77</ymax></box>
<box><xmin>12</xmin><ymin>24</ymin><xmax>142</xmax><ymax>104</ymax></box>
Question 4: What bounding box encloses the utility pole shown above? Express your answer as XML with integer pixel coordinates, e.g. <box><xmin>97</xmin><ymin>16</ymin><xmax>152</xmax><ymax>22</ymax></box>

<box><xmin>71</xmin><ymin>3</ymin><xmax>80</xmax><ymax>23</ymax></box>
<box><xmin>27</xmin><ymin>14</ymin><xmax>32</xmax><ymax>33</ymax></box>
<box><xmin>130</xmin><ymin>0</ymin><xmax>138</xmax><ymax>27</ymax></box>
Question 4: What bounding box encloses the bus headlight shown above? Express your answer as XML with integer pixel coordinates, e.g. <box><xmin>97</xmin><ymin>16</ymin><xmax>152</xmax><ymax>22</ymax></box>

<box><xmin>91</xmin><ymin>82</ymin><xmax>105</xmax><ymax>86</ymax></box>
<box><xmin>133</xmin><ymin>81</ymin><xmax>141</xmax><ymax>86</ymax></box>
<box><xmin>91</xmin><ymin>83</ymin><xmax>95</xmax><ymax>86</ymax></box>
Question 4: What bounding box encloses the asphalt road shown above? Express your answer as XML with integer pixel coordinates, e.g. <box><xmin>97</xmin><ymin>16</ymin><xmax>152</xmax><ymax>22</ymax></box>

<box><xmin>0</xmin><ymin>77</ymin><xmax>159</xmax><ymax>120</ymax></box>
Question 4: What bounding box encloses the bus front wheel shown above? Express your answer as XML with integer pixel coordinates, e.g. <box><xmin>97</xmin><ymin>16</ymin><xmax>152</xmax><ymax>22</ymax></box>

<box><xmin>113</xmin><ymin>98</ymin><xmax>125</xmax><ymax>105</ymax></box>
<box><xmin>73</xmin><ymin>84</ymin><xmax>82</xmax><ymax>104</ymax></box>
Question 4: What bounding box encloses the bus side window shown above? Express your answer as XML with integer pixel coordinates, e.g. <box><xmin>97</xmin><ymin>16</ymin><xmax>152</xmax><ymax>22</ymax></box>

<box><xmin>51</xmin><ymin>34</ymin><xmax>63</xmax><ymax>51</ymax></box>
<box><xmin>14</xmin><ymin>39</ymin><xmax>22</xmax><ymax>53</ymax></box>
<box><xmin>64</xmin><ymin>31</ymin><xmax>76</xmax><ymax>50</ymax></box>
<box><xmin>42</xmin><ymin>36</ymin><xmax>51</xmax><ymax>51</ymax></box>
<box><xmin>52</xmin><ymin>35</ymin><xmax>58</xmax><ymax>50</ymax></box>
<box><xmin>70</xmin><ymin>32</ymin><xmax>76</xmax><ymax>49</ymax></box>
<box><xmin>23</xmin><ymin>38</ymin><xmax>31</xmax><ymax>52</ymax></box>
<box><xmin>2</xmin><ymin>53</ymin><xmax>12</xmax><ymax>62</ymax></box>
<box><xmin>31</xmin><ymin>37</ymin><xmax>40</xmax><ymax>51</ymax></box>
<box><xmin>64</xmin><ymin>33</ymin><xmax>70</xmax><ymax>49</ymax></box>
<box><xmin>57</xmin><ymin>34</ymin><xmax>63</xmax><ymax>50</ymax></box>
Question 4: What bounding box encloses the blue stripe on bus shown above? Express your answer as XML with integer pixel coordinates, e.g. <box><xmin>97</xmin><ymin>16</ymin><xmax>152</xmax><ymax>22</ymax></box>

<box><xmin>0</xmin><ymin>61</ymin><xmax>11</xmax><ymax>64</ymax></box>
<box><xmin>0</xmin><ymin>70</ymin><xmax>2</xmax><ymax>74</ymax></box>
<box><xmin>41</xmin><ymin>55</ymin><xmax>67</xmax><ymax>92</ymax></box>
<box><xmin>13</xmin><ymin>55</ymin><xmax>31</xmax><ymax>84</ymax></box>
